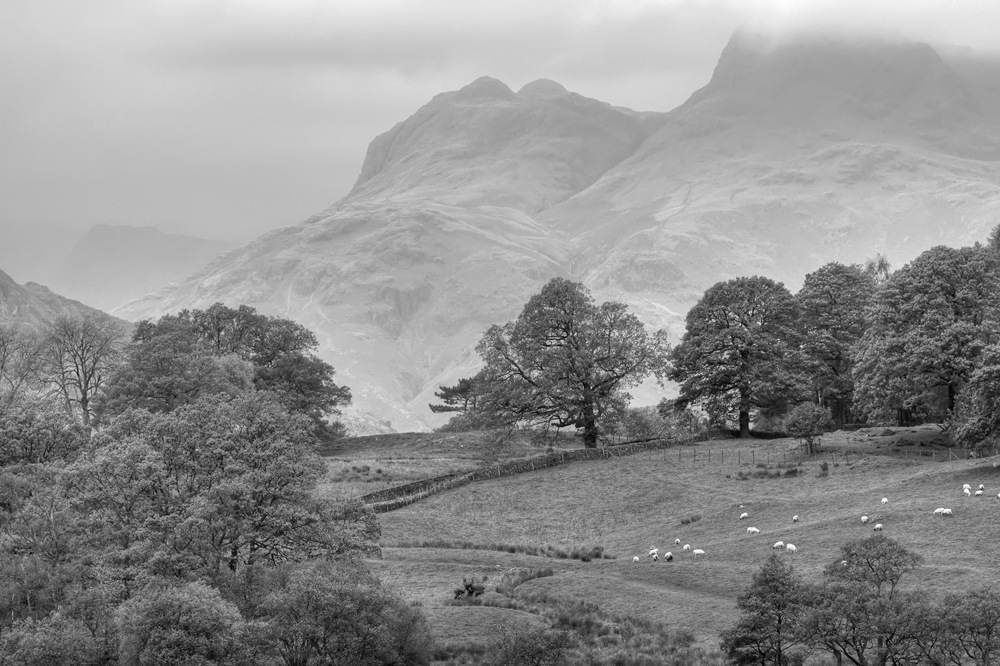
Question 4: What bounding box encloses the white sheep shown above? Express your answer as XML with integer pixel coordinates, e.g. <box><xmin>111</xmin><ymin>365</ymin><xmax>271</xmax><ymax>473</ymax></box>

<box><xmin>976</xmin><ymin>490</ymin><xmax>984</xmax><ymax>497</ymax></box>
<box><xmin>652</xmin><ymin>553</ymin><xmax>659</xmax><ymax>561</ymax></box>
<box><xmin>933</xmin><ymin>507</ymin><xmax>945</xmax><ymax>515</ymax></box>
<box><xmin>861</xmin><ymin>515</ymin><xmax>869</xmax><ymax>524</ymax></box>
<box><xmin>840</xmin><ymin>560</ymin><xmax>848</xmax><ymax>566</ymax></box>
<box><xmin>792</xmin><ymin>515</ymin><xmax>799</xmax><ymax>522</ymax></box>
<box><xmin>663</xmin><ymin>552</ymin><xmax>673</xmax><ymax>561</ymax></box>
<box><xmin>674</xmin><ymin>538</ymin><xmax>681</xmax><ymax>545</ymax></box>
<box><xmin>773</xmin><ymin>541</ymin><xmax>785</xmax><ymax>549</ymax></box>
<box><xmin>964</xmin><ymin>488</ymin><xmax>972</xmax><ymax>497</ymax></box>
<box><xmin>881</xmin><ymin>497</ymin><xmax>888</xmax><ymax>504</ymax></box>
<box><xmin>740</xmin><ymin>512</ymin><xmax>749</xmax><ymax>520</ymax></box>
<box><xmin>648</xmin><ymin>547</ymin><xmax>659</xmax><ymax>558</ymax></box>
<box><xmin>633</xmin><ymin>556</ymin><xmax>640</xmax><ymax>563</ymax></box>
<box><xmin>942</xmin><ymin>508</ymin><xmax>953</xmax><ymax>516</ymax></box>
<box><xmin>747</xmin><ymin>527</ymin><xmax>760</xmax><ymax>535</ymax></box>
<box><xmin>785</xmin><ymin>543</ymin><xmax>797</xmax><ymax>553</ymax></box>
<box><xmin>683</xmin><ymin>544</ymin><xmax>691</xmax><ymax>552</ymax></box>
<box><xmin>979</xmin><ymin>484</ymin><xmax>985</xmax><ymax>491</ymax></box>
<box><xmin>692</xmin><ymin>548</ymin><xmax>705</xmax><ymax>557</ymax></box>
<box><xmin>873</xmin><ymin>523</ymin><xmax>883</xmax><ymax>531</ymax></box>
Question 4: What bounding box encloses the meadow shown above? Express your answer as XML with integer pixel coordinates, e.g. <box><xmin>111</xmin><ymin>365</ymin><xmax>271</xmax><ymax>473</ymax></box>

<box><xmin>322</xmin><ymin>426</ymin><xmax>1000</xmax><ymax>656</ymax></box>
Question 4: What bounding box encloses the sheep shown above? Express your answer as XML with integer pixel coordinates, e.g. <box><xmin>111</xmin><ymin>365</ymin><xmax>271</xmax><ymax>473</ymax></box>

<box><xmin>633</xmin><ymin>556</ymin><xmax>640</xmax><ymax>563</ymax></box>
<box><xmin>652</xmin><ymin>553</ymin><xmax>659</xmax><ymax>561</ymax></box>
<box><xmin>942</xmin><ymin>508</ymin><xmax>953</xmax><ymax>516</ymax></box>
<box><xmin>675</xmin><ymin>538</ymin><xmax>681</xmax><ymax>545</ymax></box>
<box><xmin>976</xmin><ymin>490</ymin><xmax>984</xmax><ymax>497</ymax></box>
<box><xmin>773</xmin><ymin>541</ymin><xmax>785</xmax><ymax>549</ymax></box>
<box><xmin>933</xmin><ymin>507</ymin><xmax>945</xmax><ymax>515</ymax></box>
<box><xmin>747</xmin><ymin>527</ymin><xmax>760</xmax><ymax>535</ymax></box>
<box><xmin>692</xmin><ymin>548</ymin><xmax>705</xmax><ymax>557</ymax></box>
<box><xmin>964</xmin><ymin>488</ymin><xmax>972</xmax><ymax>497</ymax></box>
<box><xmin>861</xmin><ymin>515</ymin><xmax>869</xmax><ymax>524</ymax></box>
<box><xmin>963</xmin><ymin>484</ymin><xmax>972</xmax><ymax>490</ymax></box>
<box><xmin>663</xmin><ymin>552</ymin><xmax>674</xmax><ymax>561</ymax></box>
<box><xmin>979</xmin><ymin>484</ymin><xmax>986</xmax><ymax>491</ymax></box>
<box><xmin>793</xmin><ymin>515</ymin><xmax>800</xmax><ymax>522</ymax></box>
<box><xmin>740</xmin><ymin>512</ymin><xmax>749</xmax><ymax>520</ymax></box>
<box><xmin>785</xmin><ymin>544</ymin><xmax>797</xmax><ymax>553</ymax></box>
<box><xmin>648</xmin><ymin>547</ymin><xmax>659</xmax><ymax>558</ymax></box>
<box><xmin>881</xmin><ymin>497</ymin><xmax>888</xmax><ymax>504</ymax></box>
<box><xmin>840</xmin><ymin>560</ymin><xmax>848</xmax><ymax>566</ymax></box>
<box><xmin>683</xmin><ymin>544</ymin><xmax>691</xmax><ymax>552</ymax></box>
<box><xmin>873</xmin><ymin>523</ymin><xmax>883</xmax><ymax>531</ymax></box>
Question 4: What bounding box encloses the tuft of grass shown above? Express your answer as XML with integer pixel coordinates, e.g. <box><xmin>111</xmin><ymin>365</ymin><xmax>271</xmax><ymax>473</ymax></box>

<box><xmin>680</xmin><ymin>514</ymin><xmax>702</xmax><ymax>525</ymax></box>
<box><xmin>494</xmin><ymin>567</ymin><xmax>555</xmax><ymax>596</ymax></box>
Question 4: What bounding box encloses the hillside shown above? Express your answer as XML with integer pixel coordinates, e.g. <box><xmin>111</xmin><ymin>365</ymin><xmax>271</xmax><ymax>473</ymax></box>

<box><xmin>118</xmin><ymin>32</ymin><xmax>1000</xmax><ymax>434</ymax></box>
<box><xmin>324</xmin><ymin>431</ymin><xmax>1000</xmax><ymax>650</ymax></box>
<box><xmin>0</xmin><ymin>269</ymin><xmax>117</xmax><ymax>330</ymax></box>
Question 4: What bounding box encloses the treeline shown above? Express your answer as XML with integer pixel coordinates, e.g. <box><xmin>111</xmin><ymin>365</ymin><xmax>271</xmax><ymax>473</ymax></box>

<box><xmin>434</xmin><ymin>229</ymin><xmax>1000</xmax><ymax>452</ymax></box>
<box><xmin>723</xmin><ymin>534</ymin><xmax>1000</xmax><ymax>666</ymax></box>
<box><xmin>0</xmin><ymin>306</ymin><xmax>439</xmax><ymax>664</ymax></box>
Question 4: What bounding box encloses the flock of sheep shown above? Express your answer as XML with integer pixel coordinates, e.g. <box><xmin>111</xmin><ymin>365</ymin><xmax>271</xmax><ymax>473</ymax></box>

<box><xmin>631</xmin><ymin>481</ymin><xmax>992</xmax><ymax>564</ymax></box>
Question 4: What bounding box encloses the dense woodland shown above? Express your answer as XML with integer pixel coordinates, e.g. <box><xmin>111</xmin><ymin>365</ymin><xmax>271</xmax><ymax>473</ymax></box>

<box><xmin>3</xmin><ymin>230</ymin><xmax>1000</xmax><ymax>664</ymax></box>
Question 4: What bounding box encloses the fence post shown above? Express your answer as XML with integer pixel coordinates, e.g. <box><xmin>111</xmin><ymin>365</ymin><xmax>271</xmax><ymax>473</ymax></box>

<box><xmin>752</xmin><ymin>450</ymin><xmax>755</xmax><ymax>465</ymax></box>
<box><xmin>708</xmin><ymin>449</ymin><xmax>711</xmax><ymax>463</ymax></box>
<box><xmin>721</xmin><ymin>450</ymin><xmax>724</xmax><ymax>464</ymax></box>
<box><xmin>738</xmin><ymin>450</ymin><xmax>741</xmax><ymax>465</ymax></box>
<box><xmin>694</xmin><ymin>449</ymin><xmax>697</xmax><ymax>463</ymax></box>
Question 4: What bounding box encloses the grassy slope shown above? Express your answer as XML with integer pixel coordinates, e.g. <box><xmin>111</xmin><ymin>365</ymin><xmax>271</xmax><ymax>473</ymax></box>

<box><xmin>344</xmin><ymin>428</ymin><xmax>1000</xmax><ymax>649</ymax></box>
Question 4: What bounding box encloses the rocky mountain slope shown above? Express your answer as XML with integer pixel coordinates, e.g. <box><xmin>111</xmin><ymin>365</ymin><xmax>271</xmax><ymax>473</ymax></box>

<box><xmin>51</xmin><ymin>225</ymin><xmax>234</xmax><ymax>312</ymax></box>
<box><xmin>118</xmin><ymin>33</ymin><xmax>1000</xmax><ymax>433</ymax></box>
<box><xmin>0</xmin><ymin>269</ymin><xmax>115</xmax><ymax>330</ymax></box>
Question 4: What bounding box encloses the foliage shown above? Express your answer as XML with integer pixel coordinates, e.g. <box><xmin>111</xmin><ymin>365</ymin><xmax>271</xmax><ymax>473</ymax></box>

<box><xmin>115</xmin><ymin>581</ymin><xmax>244</xmax><ymax>666</ymax></box>
<box><xmin>0</xmin><ymin>399</ymin><xmax>87</xmax><ymax>465</ymax></box>
<box><xmin>952</xmin><ymin>343</ymin><xmax>1000</xmax><ymax>454</ymax></box>
<box><xmin>670</xmin><ymin>276</ymin><xmax>806</xmax><ymax>438</ymax></box>
<box><xmin>430</xmin><ymin>375</ymin><xmax>483</xmax><ymax>414</ymax></box>
<box><xmin>258</xmin><ymin>560</ymin><xmax>433</xmax><ymax>666</ymax></box>
<box><xmin>783</xmin><ymin>403</ymin><xmax>834</xmax><ymax>455</ymax></box>
<box><xmin>483</xmin><ymin>620</ymin><xmax>572</xmax><ymax>666</ymax></box>
<box><xmin>0</xmin><ymin>325</ymin><xmax>45</xmax><ymax>407</ymax></box>
<box><xmin>0</xmin><ymin>613</ymin><xmax>106</xmax><ymax>666</ymax></box>
<box><xmin>852</xmin><ymin>245</ymin><xmax>1000</xmax><ymax>425</ymax></box>
<box><xmin>118</xmin><ymin>303</ymin><xmax>351</xmax><ymax>436</ymax></box>
<box><xmin>795</xmin><ymin>262</ymin><xmax>876</xmax><ymax>427</ymax></box>
<box><xmin>472</xmin><ymin>278</ymin><xmax>670</xmax><ymax>448</ymax></box>
<box><xmin>720</xmin><ymin>554</ymin><xmax>807</xmax><ymax>665</ymax></box>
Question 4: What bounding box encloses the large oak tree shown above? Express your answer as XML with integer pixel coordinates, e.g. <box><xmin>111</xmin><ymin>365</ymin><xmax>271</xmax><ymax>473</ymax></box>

<box><xmin>472</xmin><ymin>278</ymin><xmax>670</xmax><ymax>447</ymax></box>
<box><xmin>670</xmin><ymin>276</ymin><xmax>804</xmax><ymax>438</ymax></box>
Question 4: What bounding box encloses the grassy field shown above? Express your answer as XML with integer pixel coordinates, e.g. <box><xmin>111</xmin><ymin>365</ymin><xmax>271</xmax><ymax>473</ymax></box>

<box><xmin>331</xmin><ymin>426</ymin><xmax>1000</xmax><ymax>654</ymax></box>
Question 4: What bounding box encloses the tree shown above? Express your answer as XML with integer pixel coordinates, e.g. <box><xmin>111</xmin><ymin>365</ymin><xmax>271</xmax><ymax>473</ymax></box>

<box><xmin>41</xmin><ymin>316</ymin><xmax>125</xmax><ymax>427</ymax></box>
<box><xmin>0</xmin><ymin>400</ymin><xmax>86</xmax><ymax>465</ymax></box>
<box><xmin>952</xmin><ymin>344</ymin><xmax>1000</xmax><ymax>454</ymax></box>
<box><xmin>852</xmin><ymin>245</ymin><xmax>1000</xmax><ymax>425</ymax></box>
<box><xmin>429</xmin><ymin>374</ymin><xmax>482</xmax><ymax>414</ymax></box>
<box><xmin>802</xmin><ymin>535</ymin><xmax>924</xmax><ymax>666</ymax></box>
<box><xmin>938</xmin><ymin>587</ymin><xmax>1000</xmax><ymax>666</ymax></box>
<box><xmin>129</xmin><ymin>305</ymin><xmax>351</xmax><ymax>436</ymax></box>
<box><xmin>795</xmin><ymin>263</ymin><xmax>876</xmax><ymax>427</ymax></box>
<box><xmin>783</xmin><ymin>403</ymin><xmax>834</xmax><ymax>455</ymax></box>
<box><xmin>98</xmin><ymin>331</ymin><xmax>253</xmax><ymax>419</ymax></box>
<box><xmin>259</xmin><ymin>560</ymin><xmax>433</xmax><ymax>666</ymax></box>
<box><xmin>471</xmin><ymin>278</ymin><xmax>670</xmax><ymax>447</ymax></box>
<box><xmin>670</xmin><ymin>276</ymin><xmax>805</xmax><ymax>438</ymax></box>
<box><xmin>862</xmin><ymin>254</ymin><xmax>892</xmax><ymax>285</ymax></box>
<box><xmin>0</xmin><ymin>326</ymin><xmax>45</xmax><ymax>407</ymax></box>
<box><xmin>720</xmin><ymin>554</ymin><xmax>807</xmax><ymax>665</ymax></box>
<box><xmin>115</xmin><ymin>581</ymin><xmax>244</xmax><ymax>666</ymax></box>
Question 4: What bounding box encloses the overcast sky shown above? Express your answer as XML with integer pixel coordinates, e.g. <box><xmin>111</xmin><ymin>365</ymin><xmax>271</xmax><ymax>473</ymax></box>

<box><xmin>2</xmin><ymin>0</ymin><xmax>999</xmax><ymax>251</ymax></box>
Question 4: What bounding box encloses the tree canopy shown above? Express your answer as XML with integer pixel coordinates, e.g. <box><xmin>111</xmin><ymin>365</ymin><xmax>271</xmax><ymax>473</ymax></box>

<box><xmin>852</xmin><ymin>245</ymin><xmax>1000</xmax><ymax>425</ymax></box>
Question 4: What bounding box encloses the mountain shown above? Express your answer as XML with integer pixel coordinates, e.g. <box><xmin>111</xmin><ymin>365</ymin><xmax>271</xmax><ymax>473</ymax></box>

<box><xmin>50</xmin><ymin>225</ymin><xmax>234</xmax><ymax>312</ymax></box>
<box><xmin>0</xmin><ymin>269</ymin><xmax>116</xmax><ymax>330</ymax></box>
<box><xmin>118</xmin><ymin>33</ymin><xmax>1000</xmax><ymax>433</ymax></box>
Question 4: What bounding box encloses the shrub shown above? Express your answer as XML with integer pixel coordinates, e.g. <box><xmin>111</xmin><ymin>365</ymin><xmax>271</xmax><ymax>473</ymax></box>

<box><xmin>784</xmin><ymin>403</ymin><xmax>835</xmax><ymax>455</ymax></box>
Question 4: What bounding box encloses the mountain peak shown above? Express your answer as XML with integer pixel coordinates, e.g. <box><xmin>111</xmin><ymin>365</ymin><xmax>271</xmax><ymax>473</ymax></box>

<box><xmin>518</xmin><ymin>79</ymin><xmax>569</xmax><ymax>98</ymax></box>
<box><xmin>452</xmin><ymin>76</ymin><xmax>518</xmax><ymax>101</ymax></box>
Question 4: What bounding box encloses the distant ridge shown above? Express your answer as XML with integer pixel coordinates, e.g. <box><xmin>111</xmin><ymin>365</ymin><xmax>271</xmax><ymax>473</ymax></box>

<box><xmin>52</xmin><ymin>225</ymin><xmax>234</xmax><ymax>312</ymax></box>
<box><xmin>0</xmin><ymin>269</ymin><xmax>120</xmax><ymax>330</ymax></box>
